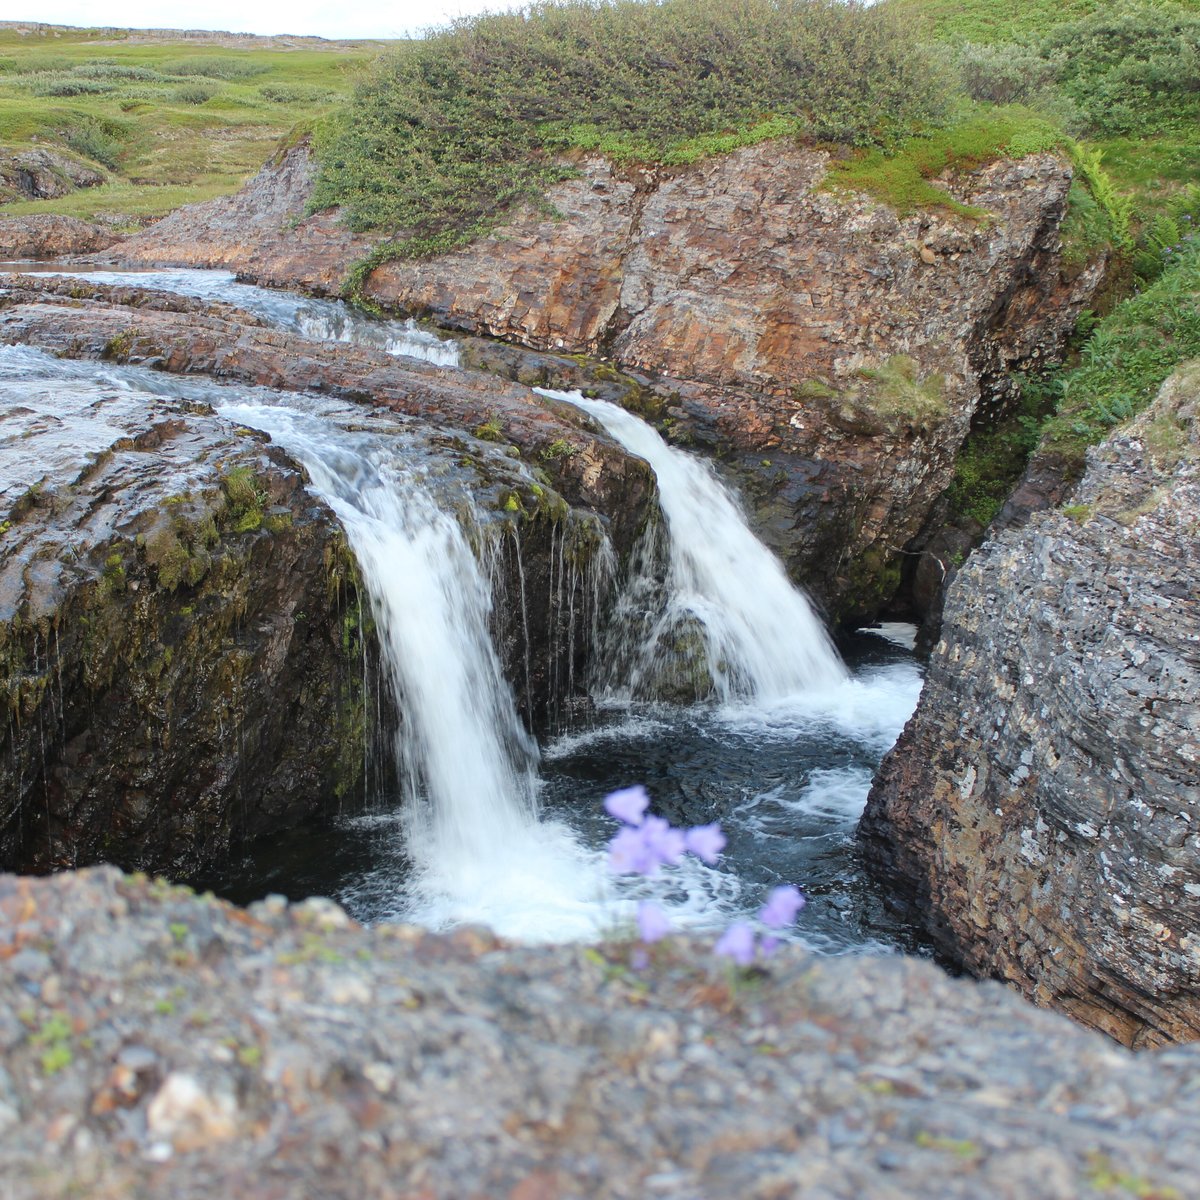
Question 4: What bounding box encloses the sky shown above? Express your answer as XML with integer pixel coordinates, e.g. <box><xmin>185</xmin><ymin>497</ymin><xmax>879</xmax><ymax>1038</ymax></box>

<box><xmin>3</xmin><ymin>1</ymin><xmax>532</xmax><ymax>40</ymax></box>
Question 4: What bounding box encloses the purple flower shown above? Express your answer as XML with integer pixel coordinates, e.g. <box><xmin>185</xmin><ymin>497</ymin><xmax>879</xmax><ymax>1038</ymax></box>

<box><xmin>630</xmin><ymin>946</ymin><xmax>650</xmax><ymax>971</ymax></box>
<box><xmin>759</xmin><ymin>885</ymin><xmax>805</xmax><ymax>929</ymax></box>
<box><xmin>608</xmin><ymin>825</ymin><xmax>653</xmax><ymax>874</ymax></box>
<box><xmin>636</xmin><ymin>901</ymin><xmax>672</xmax><ymax>944</ymax></box>
<box><xmin>638</xmin><ymin>815</ymin><xmax>686</xmax><ymax>871</ymax></box>
<box><xmin>758</xmin><ymin>935</ymin><xmax>781</xmax><ymax>958</ymax></box>
<box><xmin>604</xmin><ymin>785</ymin><xmax>650</xmax><ymax>826</ymax></box>
<box><xmin>607</xmin><ymin>817</ymin><xmax>685</xmax><ymax>876</ymax></box>
<box><xmin>713</xmin><ymin>922</ymin><xmax>757</xmax><ymax>967</ymax></box>
<box><xmin>684</xmin><ymin>823</ymin><xmax>726</xmax><ymax>864</ymax></box>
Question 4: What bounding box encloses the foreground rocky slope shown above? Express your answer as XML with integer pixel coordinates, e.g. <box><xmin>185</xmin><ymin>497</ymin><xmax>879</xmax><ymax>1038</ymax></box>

<box><xmin>861</xmin><ymin>364</ymin><xmax>1200</xmax><ymax>1047</ymax></box>
<box><xmin>1</xmin><ymin>867</ymin><xmax>1198</xmax><ymax>1200</ymax></box>
<box><xmin>105</xmin><ymin>139</ymin><xmax>1103</xmax><ymax>621</ymax></box>
<box><xmin>0</xmin><ymin>275</ymin><xmax>656</xmax><ymax>875</ymax></box>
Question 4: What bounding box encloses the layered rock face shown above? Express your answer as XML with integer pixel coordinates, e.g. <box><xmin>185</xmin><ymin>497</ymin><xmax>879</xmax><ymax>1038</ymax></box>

<box><xmin>861</xmin><ymin>364</ymin><xmax>1200</xmax><ymax>1047</ymax></box>
<box><xmin>0</xmin><ymin>276</ymin><xmax>656</xmax><ymax>874</ymax></box>
<box><xmin>0</xmin><ymin>214</ymin><xmax>119</xmax><ymax>258</ymax></box>
<box><xmin>109</xmin><ymin>140</ymin><xmax>1102</xmax><ymax>620</ymax></box>
<box><xmin>2</xmin><ymin>867</ymin><xmax>1199</xmax><ymax>1200</ymax></box>
<box><xmin>0</xmin><ymin>347</ymin><xmax>362</xmax><ymax>875</ymax></box>
<box><xmin>0</xmin><ymin>148</ymin><xmax>105</xmax><ymax>202</ymax></box>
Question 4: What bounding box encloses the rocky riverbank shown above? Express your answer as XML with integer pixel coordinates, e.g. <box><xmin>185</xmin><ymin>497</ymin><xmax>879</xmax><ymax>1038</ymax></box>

<box><xmin>861</xmin><ymin>363</ymin><xmax>1200</xmax><ymax>1047</ymax></box>
<box><xmin>98</xmin><ymin>139</ymin><xmax>1104</xmax><ymax>622</ymax></box>
<box><xmin>0</xmin><ymin>274</ymin><xmax>657</xmax><ymax>876</ymax></box>
<box><xmin>1</xmin><ymin>866</ymin><xmax>1198</xmax><ymax>1200</ymax></box>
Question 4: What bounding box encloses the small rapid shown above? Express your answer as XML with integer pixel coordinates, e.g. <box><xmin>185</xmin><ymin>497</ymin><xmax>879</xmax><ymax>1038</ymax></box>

<box><xmin>536</xmin><ymin>389</ymin><xmax>847</xmax><ymax>703</ymax></box>
<box><xmin>8</xmin><ymin>266</ymin><xmax>461</xmax><ymax>367</ymax></box>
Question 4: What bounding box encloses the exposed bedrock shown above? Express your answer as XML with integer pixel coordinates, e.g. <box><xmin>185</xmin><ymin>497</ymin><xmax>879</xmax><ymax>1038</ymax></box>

<box><xmin>0</xmin><ymin>277</ymin><xmax>657</xmax><ymax>875</ymax></box>
<box><xmin>107</xmin><ymin>139</ymin><xmax>1104</xmax><ymax>620</ymax></box>
<box><xmin>0</xmin><ymin>213</ymin><xmax>119</xmax><ymax>259</ymax></box>
<box><xmin>860</xmin><ymin>364</ymin><xmax>1200</xmax><ymax>1047</ymax></box>
<box><xmin>2</xmin><ymin>867</ymin><xmax>1200</xmax><ymax>1200</ymax></box>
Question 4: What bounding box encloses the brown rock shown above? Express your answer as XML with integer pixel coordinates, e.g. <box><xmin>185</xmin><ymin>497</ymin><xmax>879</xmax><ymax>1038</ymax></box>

<box><xmin>110</xmin><ymin>139</ymin><xmax>1103</xmax><ymax>620</ymax></box>
<box><xmin>0</xmin><ymin>215</ymin><xmax>119</xmax><ymax>259</ymax></box>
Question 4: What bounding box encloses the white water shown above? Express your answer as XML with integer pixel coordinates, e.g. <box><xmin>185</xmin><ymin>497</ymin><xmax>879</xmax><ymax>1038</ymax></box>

<box><xmin>12</xmin><ymin>267</ymin><xmax>461</xmax><ymax>368</ymax></box>
<box><xmin>213</xmin><ymin>398</ymin><xmax>605</xmax><ymax>940</ymax></box>
<box><xmin>537</xmin><ymin>389</ymin><xmax>848</xmax><ymax>703</ymax></box>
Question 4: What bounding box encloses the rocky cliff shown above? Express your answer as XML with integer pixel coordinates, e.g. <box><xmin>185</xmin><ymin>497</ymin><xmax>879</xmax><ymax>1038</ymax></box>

<box><xmin>860</xmin><ymin>363</ymin><xmax>1200</xmax><ymax>1047</ymax></box>
<box><xmin>106</xmin><ymin>139</ymin><xmax>1103</xmax><ymax>621</ymax></box>
<box><xmin>2</xmin><ymin>866</ymin><xmax>1198</xmax><ymax>1200</ymax></box>
<box><xmin>0</xmin><ymin>275</ymin><xmax>656</xmax><ymax>875</ymax></box>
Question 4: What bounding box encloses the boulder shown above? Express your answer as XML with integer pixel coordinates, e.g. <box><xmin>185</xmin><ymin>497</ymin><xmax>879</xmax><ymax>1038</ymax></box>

<box><xmin>860</xmin><ymin>363</ymin><xmax>1200</xmax><ymax>1046</ymax></box>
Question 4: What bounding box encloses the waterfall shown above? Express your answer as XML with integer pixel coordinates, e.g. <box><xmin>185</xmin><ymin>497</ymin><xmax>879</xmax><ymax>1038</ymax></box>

<box><xmin>537</xmin><ymin>390</ymin><xmax>847</xmax><ymax>704</ymax></box>
<box><xmin>215</xmin><ymin>399</ymin><xmax>602</xmax><ymax>939</ymax></box>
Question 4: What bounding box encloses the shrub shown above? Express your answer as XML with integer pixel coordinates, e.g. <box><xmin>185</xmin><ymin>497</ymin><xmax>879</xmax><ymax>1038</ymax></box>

<box><xmin>70</xmin><ymin>63</ymin><xmax>168</xmax><ymax>82</ymax></box>
<box><xmin>172</xmin><ymin>82</ymin><xmax>221</xmax><ymax>105</ymax></box>
<box><xmin>28</xmin><ymin>74</ymin><xmax>116</xmax><ymax>97</ymax></box>
<box><xmin>62</xmin><ymin>115</ymin><xmax>131</xmax><ymax>170</ymax></box>
<box><xmin>312</xmin><ymin>0</ymin><xmax>951</xmax><ymax>258</ymax></box>
<box><xmin>259</xmin><ymin>83</ymin><xmax>337</xmax><ymax>104</ymax></box>
<box><xmin>1040</xmin><ymin>2</ymin><xmax>1200</xmax><ymax>136</ymax></box>
<box><xmin>159</xmin><ymin>55</ymin><xmax>267</xmax><ymax>80</ymax></box>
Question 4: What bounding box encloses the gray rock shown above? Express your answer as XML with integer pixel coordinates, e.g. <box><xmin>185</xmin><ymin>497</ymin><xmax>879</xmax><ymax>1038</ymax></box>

<box><xmin>1</xmin><ymin>866</ymin><xmax>1198</xmax><ymax>1199</ymax></box>
<box><xmin>861</xmin><ymin>362</ymin><xmax>1200</xmax><ymax>1046</ymax></box>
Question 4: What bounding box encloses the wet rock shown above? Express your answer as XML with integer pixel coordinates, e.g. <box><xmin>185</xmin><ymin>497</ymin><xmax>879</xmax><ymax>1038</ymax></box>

<box><xmin>860</xmin><ymin>364</ymin><xmax>1200</xmax><ymax>1046</ymax></box>
<box><xmin>1</xmin><ymin>866</ymin><xmax>1198</xmax><ymax>1199</ymax></box>
<box><xmin>108</xmin><ymin>139</ymin><xmax>1104</xmax><ymax>620</ymax></box>
<box><xmin>0</xmin><ymin>275</ymin><xmax>657</xmax><ymax>871</ymax></box>
<box><xmin>0</xmin><ymin>353</ymin><xmax>366</xmax><ymax>875</ymax></box>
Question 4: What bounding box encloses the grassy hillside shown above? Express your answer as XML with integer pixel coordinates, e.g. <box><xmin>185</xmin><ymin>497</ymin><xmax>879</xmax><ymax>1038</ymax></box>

<box><xmin>879</xmin><ymin>0</ymin><xmax>1200</xmax><ymax>499</ymax></box>
<box><xmin>0</xmin><ymin>23</ymin><xmax>387</xmax><ymax>223</ymax></box>
<box><xmin>311</xmin><ymin>0</ymin><xmax>954</xmax><ymax>261</ymax></box>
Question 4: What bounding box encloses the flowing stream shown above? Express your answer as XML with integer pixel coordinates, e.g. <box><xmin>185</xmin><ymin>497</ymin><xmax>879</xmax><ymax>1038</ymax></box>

<box><xmin>6</xmin><ymin>268</ymin><xmax>927</xmax><ymax>954</ymax></box>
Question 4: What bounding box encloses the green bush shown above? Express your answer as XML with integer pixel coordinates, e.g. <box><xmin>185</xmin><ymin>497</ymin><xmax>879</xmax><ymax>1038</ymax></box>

<box><xmin>172</xmin><ymin>82</ymin><xmax>221</xmax><ymax>105</ymax></box>
<box><xmin>28</xmin><ymin>74</ymin><xmax>116</xmax><ymax>97</ymax></box>
<box><xmin>1039</xmin><ymin>2</ymin><xmax>1200</xmax><ymax>136</ymax></box>
<box><xmin>313</xmin><ymin>0</ymin><xmax>951</xmax><ymax>259</ymax></box>
<box><xmin>62</xmin><ymin>115</ymin><xmax>131</xmax><ymax>170</ymax></box>
<box><xmin>71</xmin><ymin>63</ymin><xmax>169</xmax><ymax>82</ymax></box>
<box><xmin>1040</xmin><ymin>239</ymin><xmax>1200</xmax><ymax>458</ymax></box>
<box><xmin>159</xmin><ymin>55</ymin><xmax>267</xmax><ymax>80</ymax></box>
<box><xmin>258</xmin><ymin>83</ymin><xmax>337</xmax><ymax>104</ymax></box>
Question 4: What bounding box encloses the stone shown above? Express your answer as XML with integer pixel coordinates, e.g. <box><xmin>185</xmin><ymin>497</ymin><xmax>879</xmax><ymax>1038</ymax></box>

<box><xmin>0</xmin><ymin>866</ymin><xmax>1198</xmax><ymax>1199</ymax></box>
<box><xmin>0</xmin><ymin>214</ymin><xmax>118</xmax><ymax>259</ymax></box>
<box><xmin>104</xmin><ymin>139</ymin><xmax>1104</xmax><ymax>621</ymax></box>
<box><xmin>860</xmin><ymin>363</ymin><xmax>1200</xmax><ymax>1046</ymax></box>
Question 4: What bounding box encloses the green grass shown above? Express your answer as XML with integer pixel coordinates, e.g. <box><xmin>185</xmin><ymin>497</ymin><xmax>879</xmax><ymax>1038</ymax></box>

<box><xmin>822</xmin><ymin>104</ymin><xmax>1066</xmax><ymax>218</ymax></box>
<box><xmin>0</xmin><ymin>26</ymin><xmax>386</xmax><ymax>220</ymax></box>
<box><xmin>311</xmin><ymin>0</ymin><xmax>953</xmax><ymax>261</ymax></box>
<box><xmin>1039</xmin><ymin>241</ymin><xmax>1200</xmax><ymax>460</ymax></box>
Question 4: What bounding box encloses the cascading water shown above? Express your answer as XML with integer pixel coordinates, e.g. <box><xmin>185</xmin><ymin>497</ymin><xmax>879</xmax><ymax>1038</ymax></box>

<box><xmin>536</xmin><ymin>390</ymin><xmax>847</xmax><ymax>703</ymax></box>
<box><xmin>16</xmin><ymin>267</ymin><xmax>461</xmax><ymax>367</ymax></box>
<box><xmin>4</xmin><ymin>269</ymin><xmax>928</xmax><ymax>956</ymax></box>
<box><xmin>211</xmin><ymin>398</ymin><xmax>605</xmax><ymax>940</ymax></box>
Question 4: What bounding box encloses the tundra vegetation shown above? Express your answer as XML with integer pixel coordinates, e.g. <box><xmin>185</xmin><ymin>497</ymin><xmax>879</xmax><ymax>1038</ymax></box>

<box><xmin>0</xmin><ymin>23</ymin><xmax>380</xmax><ymax>221</ymax></box>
